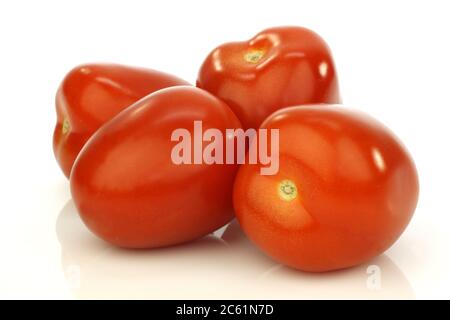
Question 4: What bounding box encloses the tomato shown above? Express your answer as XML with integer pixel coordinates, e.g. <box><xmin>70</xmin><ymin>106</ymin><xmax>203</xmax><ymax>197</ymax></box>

<box><xmin>233</xmin><ymin>105</ymin><xmax>419</xmax><ymax>272</ymax></box>
<box><xmin>53</xmin><ymin>63</ymin><xmax>190</xmax><ymax>178</ymax></box>
<box><xmin>197</xmin><ymin>26</ymin><xmax>340</xmax><ymax>130</ymax></box>
<box><xmin>70</xmin><ymin>86</ymin><xmax>242</xmax><ymax>248</ymax></box>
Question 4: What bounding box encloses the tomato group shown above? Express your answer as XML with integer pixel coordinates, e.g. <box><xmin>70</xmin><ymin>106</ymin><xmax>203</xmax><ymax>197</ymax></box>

<box><xmin>70</xmin><ymin>86</ymin><xmax>242</xmax><ymax>248</ymax></box>
<box><xmin>58</xmin><ymin>27</ymin><xmax>419</xmax><ymax>272</ymax></box>
<box><xmin>233</xmin><ymin>105</ymin><xmax>419</xmax><ymax>272</ymax></box>
<box><xmin>53</xmin><ymin>63</ymin><xmax>189</xmax><ymax>178</ymax></box>
<box><xmin>197</xmin><ymin>26</ymin><xmax>340</xmax><ymax>129</ymax></box>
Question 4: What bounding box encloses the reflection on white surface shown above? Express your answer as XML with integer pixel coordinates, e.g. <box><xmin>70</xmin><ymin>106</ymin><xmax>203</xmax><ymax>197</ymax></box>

<box><xmin>56</xmin><ymin>200</ymin><xmax>414</xmax><ymax>299</ymax></box>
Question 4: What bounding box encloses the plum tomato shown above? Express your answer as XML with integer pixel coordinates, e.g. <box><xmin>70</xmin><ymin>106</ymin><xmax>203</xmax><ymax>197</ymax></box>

<box><xmin>53</xmin><ymin>63</ymin><xmax>190</xmax><ymax>178</ymax></box>
<box><xmin>70</xmin><ymin>86</ymin><xmax>242</xmax><ymax>248</ymax></box>
<box><xmin>197</xmin><ymin>26</ymin><xmax>340</xmax><ymax>129</ymax></box>
<box><xmin>233</xmin><ymin>105</ymin><xmax>419</xmax><ymax>272</ymax></box>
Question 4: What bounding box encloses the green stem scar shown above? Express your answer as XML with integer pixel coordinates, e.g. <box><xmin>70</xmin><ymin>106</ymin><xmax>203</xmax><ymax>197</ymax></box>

<box><xmin>278</xmin><ymin>179</ymin><xmax>298</xmax><ymax>201</ymax></box>
<box><xmin>244</xmin><ymin>49</ymin><xmax>265</xmax><ymax>63</ymax></box>
<box><xmin>62</xmin><ymin>118</ymin><xmax>70</xmax><ymax>135</ymax></box>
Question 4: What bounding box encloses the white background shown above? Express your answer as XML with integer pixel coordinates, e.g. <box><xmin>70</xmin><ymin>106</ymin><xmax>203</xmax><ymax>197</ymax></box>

<box><xmin>0</xmin><ymin>0</ymin><xmax>449</xmax><ymax>299</ymax></box>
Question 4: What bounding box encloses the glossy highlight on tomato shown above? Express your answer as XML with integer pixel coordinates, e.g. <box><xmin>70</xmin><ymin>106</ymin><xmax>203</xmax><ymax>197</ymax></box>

<box><xmin>70</xmin><ymin>86</ymin><xmax>242</xmax><ymax>248</ymax></box>
<box><xmin>197</xmin><ymin>26</ymin><xmax>340</xmax><ymax>129</ymax></box>
<box><xmin>53</xmin><ymin>63</ymin><xmax>190</xmax><ymax>178</ymax></box>
<box><xmin>233</xmin><ymin>105</ymin><xmax>419</xmax><ymax>272</ymax></box>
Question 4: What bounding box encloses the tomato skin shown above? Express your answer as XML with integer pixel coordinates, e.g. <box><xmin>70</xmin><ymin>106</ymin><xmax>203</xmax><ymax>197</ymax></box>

<box><xmin>53</xmin><ymin>64</ymin><xmax>190</xmax><ymax>178</ymax></box>
<box><xmin>70</xmin><ymin>86</ymin><xmax>242</xmax><ymax>248</ymax></box>
<box><xmin>233</xmin><ymin>105</ymin><xmax>419</xmax><ymax>272</ymax></box>
<box><xmin>197</xmin><ymin>26</ymin><xmax>340</xmax><ymax>130</ymax></box>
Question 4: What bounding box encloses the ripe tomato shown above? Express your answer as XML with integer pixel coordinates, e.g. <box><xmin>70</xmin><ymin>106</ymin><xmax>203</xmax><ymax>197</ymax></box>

<box><xmin>233</xmin><ymin>105</ymin><xmax>419</xmax><ymax>272</ymax></box>
<box><xmin>70</xmin><ymin>86</ymin><xmax>242</xmax><ymax>248</ymax></box>
<box><xmin>197</xmin><ymin>26</ymin><xmax>340</xmax><ymax>130</ymax></box>
<box><xmin>53</xmin><ymin>63</ymin><xmax>189</xmax><ymax>178</ymax></box>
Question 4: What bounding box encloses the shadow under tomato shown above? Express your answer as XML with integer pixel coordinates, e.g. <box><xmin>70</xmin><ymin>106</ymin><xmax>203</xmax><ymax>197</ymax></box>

<box><xmin>222</xmin><ymin>220</ymin><xmax>415</xmax><ymax>299</ymax></box>
<box><xmin>56</xmin><ymin>200</ymin><xmax>240</xmax><ymax>299</ymax></box>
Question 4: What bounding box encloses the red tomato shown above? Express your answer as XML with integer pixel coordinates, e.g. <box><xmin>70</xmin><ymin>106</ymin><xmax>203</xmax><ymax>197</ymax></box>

<box><xmin>233</xmin><ymin>105</ymin><xmax>419</xmax><ymax>272</ymax></box>
<box><xmin>197</xmin><ymin>26</ymin><xmax>340</xmax><ymax>129</ymax></box>
<box><xmin>53</xmin><ymin>63</ymin><xmax>190</xmax><ymax>178</ymax></box>
<box><xmin>70</xmin><ymin>86</ymin><xmax>242</xmax><ymax>248</ymax></box>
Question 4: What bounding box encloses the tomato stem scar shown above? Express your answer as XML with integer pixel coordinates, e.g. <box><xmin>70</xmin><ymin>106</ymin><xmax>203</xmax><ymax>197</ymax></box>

<box><xmin>244</xmin><ymin>49</ymin><xmax>265</xmax><ymax>63</ymax></box>
<box><xmin>278</xmin><ymin>179</ymin><xmax>298</xmax><ymax>201</ymax></box>
<box><xmin>62</xmin><ymin>117</ymin><xmax>70</xmax><ymax>135</ymax></box>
